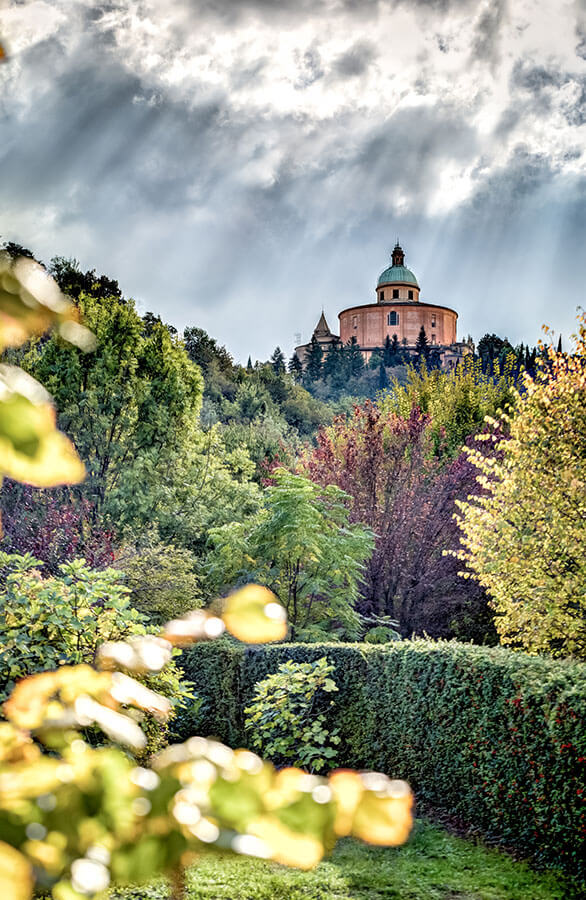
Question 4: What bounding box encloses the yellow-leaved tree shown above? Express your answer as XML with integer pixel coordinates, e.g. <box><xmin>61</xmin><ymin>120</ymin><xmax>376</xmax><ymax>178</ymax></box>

<box><xmin>0</xmin><ymin>251</ymin><xmax>413</xmax><ymax>900</ymax></box>
<box><xmin>455</xmin><ymin>312</ymin><xmax>586</xmax><ymax>659</ymax></box>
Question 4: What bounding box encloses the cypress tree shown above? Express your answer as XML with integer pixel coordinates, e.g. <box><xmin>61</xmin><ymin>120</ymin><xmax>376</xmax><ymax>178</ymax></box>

<box><xmin>391</xmin><ymin>333</ymin><xmax>400</xmax><ymax>363</ymax></box>
<box><xmin>323</xmin><ymin>343</ymin><xmax>342</xmax><ymax>379</ymax></box>
<box><xmin>383</xmin><ymin>335</ymin><xmax>393</xmax><ymax>367</ymax></box>
<box><xmin>378</xmin><ymin>361</ymin><xmax>389</xmax><ymax>391</ymax></box>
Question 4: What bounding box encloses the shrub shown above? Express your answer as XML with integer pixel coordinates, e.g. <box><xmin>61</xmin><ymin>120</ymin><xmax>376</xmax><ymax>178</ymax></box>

<box><xmin>0</xmin><ymin>482</ymin><xmax>115</xmax><ymax>573</ymax></box>
<box><xmin>244</xmin><ymin>657</ymin><xmax>340</xmax><ymax>773</ymax></box>
<box><xmin>112</xmin><ymin>539</ymin><xmax>202</xmax><ymax>624</ymax></box>
<box><xmin>179</xmin><ymin>640</ymin><xmax>586</xmax><ymax>877</ymax></box>
<box><xmin>0</xmin><ymin>552</ymin><xmax>192</xmax><ymax>754</ymax></box>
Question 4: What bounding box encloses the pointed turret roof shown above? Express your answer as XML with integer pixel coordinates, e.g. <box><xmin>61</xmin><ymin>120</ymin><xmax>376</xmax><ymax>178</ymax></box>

<box><xmin>313</xmin><ymin>311</ymin><xmax>332</xmax><ymax>337</ymax></box>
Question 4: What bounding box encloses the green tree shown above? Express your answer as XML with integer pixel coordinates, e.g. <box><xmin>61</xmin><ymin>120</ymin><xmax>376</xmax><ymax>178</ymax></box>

<box><xmin>109</xmin><ymin>423</ymin><xmax>261</xmax><ymax>558</ymax></box>
<box><xmin>347</xmin><ymin>336</ymin><xmax>364</xmax><ymax>376</ymax></box>
<box><xmin>51</xmin><ymin>255</ymin><xmax>123</xmax><ymax>304</ymax></box>
<box><xmin>207</xmin><ymin>469</ymin><xmax>374</xmax><ymax>638</ymax></box>
<box><xmin>183</xmin><ymin>325</ymin><xmax>233</xmax><ymax>377</ymax></box>
<box><xmin>383</xmin><ymin>334</ymin><xmax>401</xmax><ymax>367</ymax></box>
<box><xmin>289</xmin><ymin>352</ymin><xmax>303</xmax><ymax>377</ymax></box>
<box><xmin>21</xmin><ymin>279</ymin><xmax>203</xmax><ymax>516</ymax></box>
<box><xmin>455</xmin><ymin>315</ymin><xmax>586</xmax><ymax>658</ymax></box>
<box><xmin>380</xmin><ymin>354</ymin><xmax>519</xmax><ymax>457</ymax></box>
<box><xmin>304</xmin><ymin>335</ymin><xmax>323</xmax><ymax>381</ymax></box>
<box><xmin>270</xmin><ymin>346</ymin><xmax>286</xmax><ymax>374</ymax></box>
<box><xmin>112</xmin><ymin>539</ymin><xmax>202</xmax><ymax>624</ymax></box>
<box><xmin>415</xmin><ymin>325</ymin><xmax>429</xmax><ymax>362</ymax></box>
<box><xmin>378</xmin><ymin>361</ymin><xmax>389</xmax><ymax>391</ymax></box>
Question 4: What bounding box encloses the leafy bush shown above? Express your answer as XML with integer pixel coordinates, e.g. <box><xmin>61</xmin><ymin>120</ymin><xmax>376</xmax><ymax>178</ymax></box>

<box><xmin>363</xmin><ymin>625</ymin><xmax>400</xmax><ymax>644</ymax></box>
<box><xmin>0</xmin><ymin>552</ymin><xmax>192</xmax><ymax>754</ymax></box>
<box><xmin>112</xmin><ymin>539</ymin><xmax>202</xmax><ymax>624</ymax></box>
<box><xmin>380</xmin><ymin>355</ymin><xmax>519</xmax><ymax>457</ymax></box>
<box><xmin>244</xmin><ymin>657</ymin><xmax>340</xmax><ymax>773</ymax></box>
<box><xmin>179</xmin><ymin>640</ymin><xmax>586</xmax><ymax>877</ymax></box>
<box><xmin>456</xmin><ymin>313</ymin><xmax>586</xmax><ymax>658</ymax></box>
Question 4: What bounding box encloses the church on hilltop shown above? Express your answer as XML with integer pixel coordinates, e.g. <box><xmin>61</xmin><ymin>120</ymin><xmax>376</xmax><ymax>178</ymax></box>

<box><xmin>295</xmin><ymin>242</ymin><xmax>471</xmax><ymax>367</ymax></box>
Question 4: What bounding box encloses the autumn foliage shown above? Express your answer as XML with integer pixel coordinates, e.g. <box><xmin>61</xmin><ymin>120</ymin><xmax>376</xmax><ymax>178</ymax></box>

<box><xmin>456</xmin><ymin>314</ymin><xmax>586</xmax><ymax>658</ymax></box>
<box><xmin>302</xmin><ymin>402</ymin><xmax>495</xmax><ymax>640</ymax></box>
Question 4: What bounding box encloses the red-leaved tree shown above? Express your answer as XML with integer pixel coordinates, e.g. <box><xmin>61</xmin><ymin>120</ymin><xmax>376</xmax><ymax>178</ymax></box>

<box><xmin>302</xmin><ymin>402</ymin><xmax>497</xmax><ymax>642</ymax></box>
<box><xmin>0</xmin><ymin>481</ymin><xmax>115</xmax><ymax>573</ymax></box>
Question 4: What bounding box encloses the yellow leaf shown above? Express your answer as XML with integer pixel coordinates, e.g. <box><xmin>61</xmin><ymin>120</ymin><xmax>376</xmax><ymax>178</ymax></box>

<box><xmin>222</xmin><ymin>586</ymin><xmax>287</xmax><ymax>644</ymax></box>
<box><xmin>328</xmin><ymin>769</ymin><xmax>364</xmax><ymax>836</ymax></box>
<box><xmin>0</xmin><ymin>254</ymin><xmax>94</xmax><ymax>352</ymax></box>
<box><xmin>352</xmin><ymin>779</ymin><xmax>413</xmax><ymax>846</ymax></box>
<box><xmin>0</xmin><ymin>843</ymin><xmax>33</xmax><ymax>900</ymax></box>
<box><xmin>0</xmin><ymin>366</ymin><xmax>85</xmax><ymax>486</ymax></box>
<box><xmin>248</xmin><ymin>816</ymin><xmax>324</xmax><ymax>869</ymax></box>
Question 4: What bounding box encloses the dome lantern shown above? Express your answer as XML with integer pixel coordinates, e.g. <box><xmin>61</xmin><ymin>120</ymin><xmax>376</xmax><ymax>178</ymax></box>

<box><xmin>376</xmin><ymin>243</ymin><xmax>419</xmax><ymax>291</ymax></box>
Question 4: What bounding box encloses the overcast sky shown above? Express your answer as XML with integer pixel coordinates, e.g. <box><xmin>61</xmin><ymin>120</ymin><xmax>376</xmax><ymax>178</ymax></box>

<box><xmin>1</xmin><ymin>0</ymin><xmax>585</xmax><ymax>362</ymax></box>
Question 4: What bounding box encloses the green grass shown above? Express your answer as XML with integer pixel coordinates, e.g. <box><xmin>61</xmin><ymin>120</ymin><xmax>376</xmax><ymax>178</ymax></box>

<box><xmin>117</xmin><ymin>821</ymin><xmax>580</xmax><ymax>900</ymax></box>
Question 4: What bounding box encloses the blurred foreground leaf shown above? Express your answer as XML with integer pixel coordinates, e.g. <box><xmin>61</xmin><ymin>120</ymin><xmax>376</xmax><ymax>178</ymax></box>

<box><xmin>222</xmin><ymin>585</ymin><xmax>288</xmax><ymax>643</ymax></box>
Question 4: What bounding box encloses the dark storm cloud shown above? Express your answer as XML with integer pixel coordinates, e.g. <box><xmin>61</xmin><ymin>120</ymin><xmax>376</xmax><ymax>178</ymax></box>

<box><xmin>332</xmin><ymin>41</ymin><xmax>376</xmax><ymax>78</ymax></box>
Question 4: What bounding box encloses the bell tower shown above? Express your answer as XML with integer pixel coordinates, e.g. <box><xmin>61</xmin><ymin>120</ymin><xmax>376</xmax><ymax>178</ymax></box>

<box><xmin>391</xmin><ymin>242</ymin><xmax>405</xmax><ymax>267</ymax></box>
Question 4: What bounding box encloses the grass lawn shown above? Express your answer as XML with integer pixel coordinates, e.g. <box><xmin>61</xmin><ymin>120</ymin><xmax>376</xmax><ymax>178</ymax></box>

<box><xmin>118</xmin><ymin>821</ymin><xmax>579</xmax><ymax>900</ymax></box>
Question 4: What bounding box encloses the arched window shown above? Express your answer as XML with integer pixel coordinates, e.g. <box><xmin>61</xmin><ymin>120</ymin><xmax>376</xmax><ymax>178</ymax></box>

<box><xmin>379</xmin><ymin>291</ymin><xmax>384</xmax><ymax>301</ymax></box>
<box><xmin>387</xmin><ymin>311</ymin><xmax>399</xmax><ymax>327</ymax></box>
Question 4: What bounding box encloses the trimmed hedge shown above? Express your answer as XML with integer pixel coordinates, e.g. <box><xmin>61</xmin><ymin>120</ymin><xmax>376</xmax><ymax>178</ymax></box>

<box><xmin>177</xmin><ymin>640</ymin><xmax>586</xmax><ymax>876</ymax></box>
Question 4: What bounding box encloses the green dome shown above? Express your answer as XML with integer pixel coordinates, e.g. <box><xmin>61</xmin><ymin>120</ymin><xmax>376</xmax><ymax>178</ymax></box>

<box><xmin>377</xmin><ymin>264</ymin><xmax>419</xmax><ymax>287</ymax></box>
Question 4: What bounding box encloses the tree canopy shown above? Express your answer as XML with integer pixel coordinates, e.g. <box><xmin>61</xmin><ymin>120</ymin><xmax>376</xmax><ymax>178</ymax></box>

<box><xmin>456</xmin><ymin>315</ymin><xmax>586</xmax><ymax>658</ymax></box>
<box><xmin>207</xmin><ymin>469</ymin><xmax>374</xmax><ymax>639</ymax></box>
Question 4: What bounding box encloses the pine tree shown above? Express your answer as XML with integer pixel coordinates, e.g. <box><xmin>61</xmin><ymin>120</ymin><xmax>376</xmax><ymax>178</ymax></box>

<box><xmin>347</xmin><ymin>336</ymin><xmax>364</xmax><ymax>376</ymax></box>
<box><xmin>557</xmin><ymin>335</ymin><xmax>563</xmax><ymax>353</ymax></box>
<box><xmin>323</xmin><ymin>343</ymin><xmax>342</xmax><ymax>380</ymax></box>
<box><xmin>368</xmin><ymin>349</ymin><xmax>384</xmax><ymax>370</ymax></box>
<box><xmin>415</xmin><ymin>326</ymin><xmax>429</xmax><ymax>362</ymax></box>
<box><xmin>270</xmin><ymin>346</ymin><xmax>286</xmax><ymax>375</ymax></box>
<box><xmin>289</xmin><ymin>352</ymin><xmax>303</xmax><ymax>378</ymax></box>
<box><xmin>247</xmin><ymin>356</ymin><xmax>253</xmax><ymax>371</ymax></box>
<box><xmin>304</xmin><ymin>335</ymin><xmax>323</xmax><ymax>381</ymax></box>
